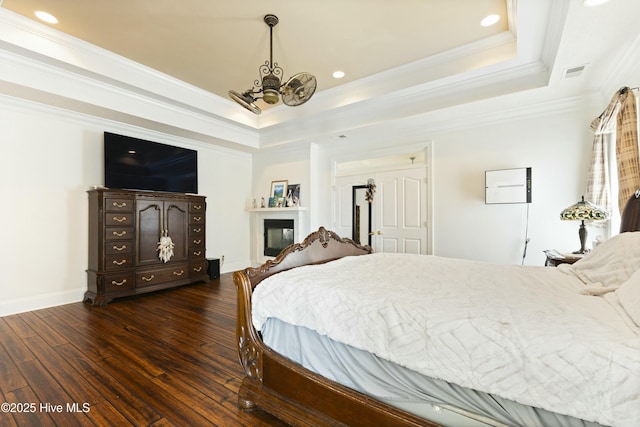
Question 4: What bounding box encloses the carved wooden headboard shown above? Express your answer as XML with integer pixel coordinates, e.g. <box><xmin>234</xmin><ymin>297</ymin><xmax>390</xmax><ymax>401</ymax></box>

<box><xmin>620</xmin><ymin>190</ymin><xmax>640</xmax><ymax>233</ymax></box>
<box><xmin>240</xmin><ymin>227</ymin><xmax>372</xmax><ymax>289</ymax></box>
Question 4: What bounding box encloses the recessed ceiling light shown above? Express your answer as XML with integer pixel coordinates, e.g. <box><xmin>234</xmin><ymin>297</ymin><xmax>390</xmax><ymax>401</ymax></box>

<box><xmin>480</xmin><ymin>14</ymin><xmax>500</xmax><ymax>27</ymax></box>
<box><xmin>34</xmin><ymin>10</ymin><xmax>59</xmax><ymax>24</ymax></box>
<box><xmin>583</xmin><ymin>0</ymin><xmax>610</xmax><ymax>6</ymax></box>
<box><xmin>332</xmin><ymin>70</ymin><xmax>345</xmax><ymax>79</ymax></box>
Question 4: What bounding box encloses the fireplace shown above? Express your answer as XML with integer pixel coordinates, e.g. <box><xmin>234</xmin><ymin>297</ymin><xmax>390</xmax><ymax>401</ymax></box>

<box><xmin>264</xmin><ymin>219</ymin><xmax>294</xmax><ymax>256</ymax></box>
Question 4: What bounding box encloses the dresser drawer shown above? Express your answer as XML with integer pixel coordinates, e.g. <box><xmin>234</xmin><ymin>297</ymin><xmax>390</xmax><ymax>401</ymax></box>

<box><xmin>105</xmin><ymin>227</ymin><xmax>134</xmax><ymax>241</ymax></box>
<box><xmin>105</xmin><ymin>213</ymin><xmax>133</xmax><ymax>226</ymax></box>
<box><xmin>190</xmin><ymin>248</ymin><xmax>205</xmax><ymax>259</ymax></box>
<box><xmin>105</xmin><ymin>254</ymin><xmax>134</xmax><ymax>270</ymax></box>
<box><xmin>136</xmin><ymin>263</ymin><xmax>189</xmax><ymax>288</ymax></box>
<box><xmin>103</xmin><ymin>272</ymin><xmax>135</xmax><ymax>293</ymax></box>
<box><xmin>190</xmin><ymin>237</ymin><xmax>205</xmax><ymax>249</ymax></box>
<box><xmin>190</xmin><ymin>214</ymin><xmax>205</xmax><ymax>225</ymax></box>
<box><xmin>105</xmin><ymin>198</ymin><xmax>134</xmax><ymax>213</ymax></box>
<box><xmin>105</xmin><ymin>241</ymin><xmax>133</xmax><ymax>255</ymax></box>
<box><xmin>190</xmin><ymin>201</ymin><xmax>206</xmax><ymax>213</ymax></box>
<box><xmin>190</xmin><ymin>260</ymin><xmax>209</xmax><ymax>277</ymax></box>
<box><xmin>190</xmin><ymin>225</ymin><xmax>205</xmax><ymax>236</ymax></box>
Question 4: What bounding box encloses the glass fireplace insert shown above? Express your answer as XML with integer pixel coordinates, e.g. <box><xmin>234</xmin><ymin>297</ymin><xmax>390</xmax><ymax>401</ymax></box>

<box><xmin>264</xmin><ymin>219</ymin><xmax>294</xmax><ymax>256</ymax></box>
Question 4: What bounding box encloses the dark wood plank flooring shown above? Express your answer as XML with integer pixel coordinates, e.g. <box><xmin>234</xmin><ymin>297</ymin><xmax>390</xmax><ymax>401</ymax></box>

<box><xmin>0</xmin><ymin>274</ymin><xmax>288</xmax><ymax>427</ymax></box>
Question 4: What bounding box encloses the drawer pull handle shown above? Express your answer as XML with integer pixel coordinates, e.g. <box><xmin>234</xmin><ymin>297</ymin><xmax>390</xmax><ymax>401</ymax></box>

<box><xmin>193</xmin><ymin>216</ymin><xmax>202</xmax><ymax>221</ymax></box>
<box><xmin>173</xmin><ymin>270</ymin><xmax>185</xmax><ymax>276</ymax></box>
<box><xmin>113</xmin><ymin>201</ymin><xmax>127</xmax><ymax>208</ymax></box>
<box><xmin>112</xmin><ymin>230</ymin><xmax>127</xmax><ymax>237</ymax></box>
<box><xmin>193</xmin><ymin>267</ymin><xmax>202</xmax><ymax>272</ymax></box>
<box><xmin>142</xmin><ymin>275</ymin><xmax>155</xmax><ymax>282</ymax></box>
<box><xmin>193</xmin><ymin>250</ymin><xmax>202</xmax><ymax>256</ymax></box>
<box><xmin>193</xmin><ymin>239</ymin><xmax>202</xmax><ymax>244</ymax></box>
<box><xmin>113</xmin><ymin>216</ymin><xmax>127</xmax><ymax>223</ymax></box>
<box><xmin>112</xmin><ymin>245</ymin><xmax>127</xmax><ymax>251</ymax></box>
<box><xmin>111</xmin><ymin>279</ymin><xmax>127</xmax><ymax>286</ymax></box>
<box><xmin>193</xmin><ymin>228</ymin><xmax>201</xmax><ymax>233</ymax></box>
<box><xmin>112</xmin><ymin>259</ymin><xmax>127</xmax><ymax>266</ymax></box>
<box><xmin>193</xmin><ymin>205</ymin><xmax>202</xmax><ymax>210</ymax></box>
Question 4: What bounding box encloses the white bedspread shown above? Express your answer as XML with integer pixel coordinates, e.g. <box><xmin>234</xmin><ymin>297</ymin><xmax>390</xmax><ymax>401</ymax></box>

<box><xmin>252</xmin><ymin>253</ymin><xmax>640</xmax><ymax>427</ymax></box>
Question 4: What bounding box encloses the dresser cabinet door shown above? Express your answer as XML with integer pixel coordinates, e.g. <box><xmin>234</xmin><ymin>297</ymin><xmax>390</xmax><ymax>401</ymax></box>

<box><xmin>136</xmin><ymin>197</ymin><xmax>189</xmax><ymax>266</ymax></box>
<box><xmin>165</xmin><ymin>201</ymin><xmax>189</xmax><ymax>261</ymax></box>
<box><xmin>136</xmin><ymin>199</ymin><xmax>163</xmax><ymax>266</ymax></box>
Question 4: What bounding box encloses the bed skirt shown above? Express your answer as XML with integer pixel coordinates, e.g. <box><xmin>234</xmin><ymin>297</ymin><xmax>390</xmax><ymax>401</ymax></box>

<box><xmin>262</xmin><ymin>317</ymin><xmax>604</xmax><ymax>427</ymax></box>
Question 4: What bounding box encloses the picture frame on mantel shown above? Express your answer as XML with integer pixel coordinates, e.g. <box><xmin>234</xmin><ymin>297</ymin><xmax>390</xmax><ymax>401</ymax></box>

<box><xmin>270</xmin><ymin>180</ymin><xmax>288</xmax><ymax>200</ymax></box>
<box><xmin>287</xmin><ymin>183</ymin><xmax>300</xmax><ymax>207</ymax></box>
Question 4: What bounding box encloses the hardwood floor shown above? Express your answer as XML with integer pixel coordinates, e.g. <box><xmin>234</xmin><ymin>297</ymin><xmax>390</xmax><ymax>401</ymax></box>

<box><xmin>0</xmin><ymin>274</ymin><xmax>288</xmax><ymax>427</ymax></box>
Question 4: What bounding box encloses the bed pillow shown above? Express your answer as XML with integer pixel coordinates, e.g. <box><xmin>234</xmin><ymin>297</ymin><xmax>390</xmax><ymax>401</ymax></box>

<box><xmin>616</xmin><ymin>268</ymin><xmax>640</xmax><ymax>327</ymax></box>
<box><xmin>561</xmin><ymin>231</ymin><xmax>640</xmax><ymax>287</ymax></box>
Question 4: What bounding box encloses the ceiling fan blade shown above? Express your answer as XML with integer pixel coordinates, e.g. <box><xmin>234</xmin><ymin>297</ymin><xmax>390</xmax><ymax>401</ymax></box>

<box><xmin>281</xmin><ymin>73</ymin><xmax>317</xmax><ymax>107</ymax></box>
<box><xmin>228</xmin><ymin>90</ymin><xmax>261</xmax><ymax>114</ymax></box>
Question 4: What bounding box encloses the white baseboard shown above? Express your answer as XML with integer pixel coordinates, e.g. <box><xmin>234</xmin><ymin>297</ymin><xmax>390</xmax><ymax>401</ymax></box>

<box><xmin>0</xmin><ymin>267</ymin><xmax>255</xmax><ymax>317</ymax></box>
<box><xmin>0</xmin><ymin>288</ymin><xmax>85</xmax><ymax>317</ymax></box>
<box><xmin>221</xmin><ymin>259</ymin><xmax>252</xmax><ymax>274</ymax></box>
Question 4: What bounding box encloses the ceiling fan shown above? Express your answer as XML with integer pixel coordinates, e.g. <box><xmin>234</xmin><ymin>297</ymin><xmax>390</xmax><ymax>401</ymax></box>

<box><xmin>229</xmin><ymin>14</ymin><xmax>317</xmax><ymax>115</ymax></box>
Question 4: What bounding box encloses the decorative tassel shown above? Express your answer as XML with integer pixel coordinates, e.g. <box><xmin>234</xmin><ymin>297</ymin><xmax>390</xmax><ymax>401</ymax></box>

<box><xmin>157</xmin><ymin>231</ymin><xmax>175</xmax><ymax>263</ymax></box>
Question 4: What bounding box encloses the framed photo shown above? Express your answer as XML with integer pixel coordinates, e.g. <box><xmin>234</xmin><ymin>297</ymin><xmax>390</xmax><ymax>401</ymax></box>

<box><xmin>287</xmin><ymin>183</ymin><xmax>300</xmax><ymax>206</ymax></box>
<box><xmin>270</xmin><ymin>180</ymin><xmax>288</xmax><ymax>200</ymax></box>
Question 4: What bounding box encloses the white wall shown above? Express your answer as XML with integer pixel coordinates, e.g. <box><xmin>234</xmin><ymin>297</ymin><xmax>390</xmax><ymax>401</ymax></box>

<box><xmin>0</xmin><ymin>95</ymin><xmax>252</xmax><ymax>316</ymax></box>
<box><xmin>430</xmin><ymin>108</ymin><xmax>596</xmax><ymax>265</ymax></box>
<box><xmin>252</xmin><ymin>95</ymin><xmax>607</xmax><ymax>267</ymax></box>
<box><xmin>251</xmin><ymin>144</ymin><xmax>311</xmax><ymax>210</ymax></box>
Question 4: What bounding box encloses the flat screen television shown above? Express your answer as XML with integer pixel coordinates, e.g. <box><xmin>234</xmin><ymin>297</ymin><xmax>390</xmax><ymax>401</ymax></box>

<box><xmin>104</xmin><ymin>132</ymin><xmax>198</xmax><ymax>194</ymax></box>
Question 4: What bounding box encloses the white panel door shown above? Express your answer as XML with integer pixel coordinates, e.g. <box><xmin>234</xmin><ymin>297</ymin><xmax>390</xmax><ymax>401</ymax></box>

<box><xmin>374</xmin><ymin>168</ymin><xmax>427</xmax><ymax>254</ymax></box>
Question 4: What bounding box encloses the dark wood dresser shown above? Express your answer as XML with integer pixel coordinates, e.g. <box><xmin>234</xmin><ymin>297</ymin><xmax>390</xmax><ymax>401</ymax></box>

<box><xmin>85</xmin><ymin>189</ymin><xmax>208</xmax><ymax>306</ymax></box>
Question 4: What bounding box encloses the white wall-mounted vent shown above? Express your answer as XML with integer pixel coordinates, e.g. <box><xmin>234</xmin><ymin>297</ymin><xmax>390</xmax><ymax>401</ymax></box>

<box><xmin>485</xmin><ymin>167</ymin><xmax>532</xmax><ymax>204</ymax></box>
<box><xmin>563</xmin><ymin>64</ymin><xmax>588</xmax><ymax>79</ymax></box>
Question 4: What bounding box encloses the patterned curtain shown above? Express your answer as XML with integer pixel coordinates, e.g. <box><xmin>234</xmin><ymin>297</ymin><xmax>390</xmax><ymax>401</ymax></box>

<box><xmin>586</xmin><ymin>86</ymin><xmax>640</xmax><ymax>215</ymax></box>
<box><xmin>615</xmin><ymin>87</ymin><xmax>640</xmax><ymax>213</ymax></box>
<box><xmin>585</xmin><ymin>92</ymin><xmax>621</xmax><ymax>215</ymax></box>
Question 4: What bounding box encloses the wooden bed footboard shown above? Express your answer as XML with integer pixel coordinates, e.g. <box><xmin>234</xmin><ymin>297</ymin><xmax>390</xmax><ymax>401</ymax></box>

<box><xmin>233</xmin><ymin>227</ymin><xmax>437</xmax><ymax>426</ymax></box>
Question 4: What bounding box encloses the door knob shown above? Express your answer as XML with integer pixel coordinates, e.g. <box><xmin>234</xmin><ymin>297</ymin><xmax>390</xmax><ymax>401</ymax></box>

<box><xmin>376</xmin><ymin>230</ymin><xmax>383</xmax><ymax>235</ymax></box>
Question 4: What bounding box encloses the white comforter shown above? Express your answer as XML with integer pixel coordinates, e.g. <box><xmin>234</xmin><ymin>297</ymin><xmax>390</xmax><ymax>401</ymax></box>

<box><xmin>252</xmin><ymin>253</ymin><xmax>640</xmax><ymax>427</ymax></box>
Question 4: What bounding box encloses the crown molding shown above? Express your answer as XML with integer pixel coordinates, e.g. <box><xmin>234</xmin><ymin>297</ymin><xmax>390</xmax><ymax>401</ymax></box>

<box><xmin>599</xmin><ymin>34</ymin><xmax>640</xmax><ymax>98</ymax></box>
<box><xmin>258</xmin><ymin>31</ymin><xmax>519</xmax><ymax>129</ymax></box>
<box><xmin>257</xmin><ymin>57</ymin><xmax>551</xmax><ymax>149</ymax></box>
<box><xmin>0</xmin><ymin>9</ymin><xmax>261</xmax><ymax>148</ymax></box>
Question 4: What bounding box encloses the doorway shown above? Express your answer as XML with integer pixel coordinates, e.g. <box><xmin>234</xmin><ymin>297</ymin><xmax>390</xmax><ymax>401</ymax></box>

<box><xmin>334</xmin><ymin>163</ymin><xmax>431</xmax><ymax>254</ymax></box>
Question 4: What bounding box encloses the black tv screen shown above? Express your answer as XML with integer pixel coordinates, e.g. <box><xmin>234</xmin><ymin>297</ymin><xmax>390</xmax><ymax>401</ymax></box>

<box><xmin>104</xmin><ymin>132</ymin><xmax>198</xmax><ymax>194</ymax></box>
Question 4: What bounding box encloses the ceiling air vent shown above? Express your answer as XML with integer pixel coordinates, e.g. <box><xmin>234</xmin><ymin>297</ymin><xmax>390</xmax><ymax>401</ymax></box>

<box><xmin>563</xmin><ymin>64</ymin><xmax>588</xmax><ymax>79</ymax></box>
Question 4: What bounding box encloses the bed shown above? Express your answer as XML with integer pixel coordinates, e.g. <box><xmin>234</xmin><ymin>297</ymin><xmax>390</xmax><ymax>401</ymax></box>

<box><xmin>233</xmin><ymin>192</ymin><xmax>640</xmax><ymax>427</ymax></box>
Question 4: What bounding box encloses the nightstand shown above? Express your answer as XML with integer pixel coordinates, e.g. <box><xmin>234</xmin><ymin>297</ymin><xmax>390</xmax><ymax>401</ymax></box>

<box><xmin>543</xmin><ymin>250</ymin><xmax>583</xmax><ymax>267</ymax></box>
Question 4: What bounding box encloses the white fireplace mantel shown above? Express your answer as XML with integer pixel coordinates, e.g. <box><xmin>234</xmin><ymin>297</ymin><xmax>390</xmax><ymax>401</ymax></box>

<box><xmin>248</xmin><ymin>207</ymin><xmax>308</xmax><ymax>265</ymax></box>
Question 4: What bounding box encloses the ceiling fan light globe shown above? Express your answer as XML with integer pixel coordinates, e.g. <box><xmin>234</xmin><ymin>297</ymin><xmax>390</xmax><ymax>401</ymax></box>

<box><xmin>263</xmin><ymin>89</ymin><xmax>280</xmax><ymax>104</ymax></box>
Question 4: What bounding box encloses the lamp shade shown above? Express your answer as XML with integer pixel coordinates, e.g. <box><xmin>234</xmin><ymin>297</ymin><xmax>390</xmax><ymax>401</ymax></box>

<box><xmin>560</xmin><ymin>196</ymin><xmax>609</xmax><ymax>221</ymax></box>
